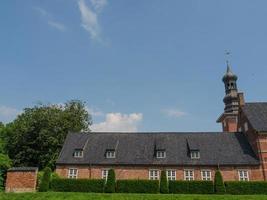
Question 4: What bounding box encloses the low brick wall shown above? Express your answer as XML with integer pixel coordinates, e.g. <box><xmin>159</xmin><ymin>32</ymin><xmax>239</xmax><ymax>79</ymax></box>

<box><xmin>5</xmin><ymin>167</ymin><xmax>38</xmax><ymax>193</ymax></box>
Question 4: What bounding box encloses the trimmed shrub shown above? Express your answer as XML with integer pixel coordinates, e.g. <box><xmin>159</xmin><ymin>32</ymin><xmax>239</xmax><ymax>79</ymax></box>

<box><xmin>50</xmin><ymin>179</ymin><xmax>105</xmax><ymax>193</ymax></box>
<box><xmin>214</xmin><ymin>170</ymin><xmax>225</xmax><ymax>194</ymax></box>
<box><xmin>38</xmin><ymin>167</ymin><xmax>51</xmax><ymax>192</ymax></box>
<box><xmin>116</xmin><ymin>180</ymin><xmax>159</xmax><ymax>193</ymax></box>
<box><xmin>160</xmin><ymin>171</ymin><xmax>169</xmax><ymax>193</ymax></box>
<box><xmin>104</xmin><ymin>169</ymin><xmax>116</xmax><ymax>193</ymax></box>
<box><xmin>225</xmin><ymin>181</ymin><xmax>267</xmax><ymax>195</ymax></box>
<box><xmin>169</xmin><ymin>181</ymin><xmax>214</xmax><ymax>194</ymax></box>
<box><xmin>37</xmin><ymin>171</ymin><xmax>59</xmax><ymax>190</ymax></box>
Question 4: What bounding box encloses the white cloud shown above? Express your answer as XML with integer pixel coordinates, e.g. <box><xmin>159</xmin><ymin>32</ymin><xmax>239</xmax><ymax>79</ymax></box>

<box><xmin>162</xmin><ymin>108</ymin><xmax>187</xmax><ymax>118</ymax></box>
<box><xmin>48</xmin><ymin>21</ymin><xmax>66</xmax><ymax>31</ymax></box>
<box><xmin>91</xmin><ymin>113</ymin><xmax>143</xmax><ymax>132</ymax></box>
<box><xmin>78</xmin><ymin>0</ymin><xmax>100</xmax><ymax>40</ymax></box>
<box><xmin>78</xmin><ymin>0</ymin><xmax>108</xmax><ymax>41</ymax></box>
<box><xmin>90</xmin><ymin>0</ymin><xmax>107</xmax><ymax>12</ymax></box>
<box><xmin>86</xmin><ymin>106</ymin><xmax>104</xmax><ymax>117</ymax></box>
<box><xmin>33</xmin><ymin>6</ymin><xmax>66</xmax><ymax>32</ymax></box>
<box><xmin>0</xmin><ymin>106</ymin><xmax>21</xmax><ymax>123</ymax></box>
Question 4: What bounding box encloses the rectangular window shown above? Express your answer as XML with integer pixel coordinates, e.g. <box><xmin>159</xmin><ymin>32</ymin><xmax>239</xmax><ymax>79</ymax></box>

<box><xmin>190</xmin><ymin>151</ymin><xmax>200</xmax><ymax>159</ymax></box>
<box><xmin>68</xmin><ymin>168</ymin><xmax>78</xmax><ymax>179</ymax></box>
<box><xmin>184</xmin><ymin>169</ymin><xmax>194</xmax><ymax>181</ymax></box>
<box><xmin>73</xmin><ymin>150</ymin><xmax>83</xmax><ymax>158</ymax></box>
<box><xmin>106</xmin><ymin>150</ymin><xmax>116</xmax><ymax>158</ymax></box>
<box><xmin>149</xmin><ymin>169</ymin><xmax>159</xmax><ymax>180</ymax></box>
<box><xmin>166</xmin><ymin>170</ymin><xmax>176</xmax><ymax>180</ymax></box>
<box><xmin>238</xmin><ymin>170</ymin><xmax>249</xmax><ymax>181</ymax></box>
<box><xmin>244</xmin><ymin>122</ymin><xmax>249</xmax><ymax>132</ymax></box>
<box><xmin>102</xmin><ymin>169</ymin><xmax>109</xmax><ymax>180</ymax></box>
<box><xmin>201</xmin><ymin>170</ymin><xmax>211</xmax><ymax>181</ymax></box>
<box><xmin>156</xmin><ymin>151</ymin><xmax>166</xmax><ymax>158</ymax></box>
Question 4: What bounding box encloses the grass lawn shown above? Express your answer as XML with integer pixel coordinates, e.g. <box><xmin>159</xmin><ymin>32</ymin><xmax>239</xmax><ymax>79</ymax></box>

<box><xmin>1</xmin><ymin>193</ymin><xmax>267</xmax><ymax>200</ymax></box>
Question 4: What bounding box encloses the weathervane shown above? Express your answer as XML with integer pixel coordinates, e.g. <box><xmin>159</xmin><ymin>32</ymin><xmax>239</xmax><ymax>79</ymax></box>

<box><xmin>225</xmin><ymin>50</ymin><xmax>231</xmax><ymax>65</ymax></box>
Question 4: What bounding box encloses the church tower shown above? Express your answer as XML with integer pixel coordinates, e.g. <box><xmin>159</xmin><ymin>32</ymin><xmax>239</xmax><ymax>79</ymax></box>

<box><xmin>217</xmin><ymin>63</ymin><xmax>244</xmax><ymax>132</ymax></box>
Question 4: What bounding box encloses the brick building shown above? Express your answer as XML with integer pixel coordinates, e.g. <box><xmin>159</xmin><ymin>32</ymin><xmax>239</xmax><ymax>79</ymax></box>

<box><xmin>56</xmin><ymin>65</ymin><xmax>267</xmax><ymax>181</ymax></box>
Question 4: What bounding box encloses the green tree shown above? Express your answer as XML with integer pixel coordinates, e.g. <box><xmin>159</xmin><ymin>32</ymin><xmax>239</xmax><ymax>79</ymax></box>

<box><xmin>160</xmin><ymin>170</ymin><xmax>169</xmax><ymax>194</ymax></box>
<box><xmin>214</xmin><ymin>170</ymin><xmax>226</xmax><ymax>194</ymax></box>
<box><xmin>0</xmin><ymin>123</ymin><xmax>12</xmax><ymax>191</ymax></box>
<box><xmin>38</xmin><ymin>167</ymin><xmax>52</xmax><ymax>192</ymax></box>
<box><xmin>3</xmin><ymin>100</ymin><xmax>92</xmax><ymax>170</ymax></box>
<box><xmin>0</xmin><ymin>154</ymin><xmax>11</xmax><ymax>191</ymax></box>
<box><xmin>104</xmin><ymin>169</ymin><xmax>116</xmax><ymax>193</ymax></box>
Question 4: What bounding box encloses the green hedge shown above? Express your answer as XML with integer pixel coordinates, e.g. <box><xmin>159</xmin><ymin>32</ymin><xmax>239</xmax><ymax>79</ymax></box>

<box><xmin>116</xmin><ymin>180</ymin><xmax>159</xmax><ymax>193</ymax></box>
<box><xmin>225</xmin><ymin>181</ymin><xmax>267</xmax><ymax>195</ymax></box>
<box><xmin>169</xmin><ymin>181</ymin><xmax>214</xmax><ymax>194</ymax></box>
<box><xmin>50</xmin><ymin>178</ymin><xmax>105</xmax><ymax>193</ymax></box>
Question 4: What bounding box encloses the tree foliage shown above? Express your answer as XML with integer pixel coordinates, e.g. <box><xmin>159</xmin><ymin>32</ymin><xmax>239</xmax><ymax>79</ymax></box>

<box><xmin>160</xmin><ymin>170</ymin><xmax>169</xmax><ymax>194</ymax></box>
<box><xmin>104</xmin><ymin>169</ymin><xmax>116</xmax><ymax>193</ymax></box>
<box><xmin>214</xmin><ymin>170</ymin><xmax>225</xmax><ymax>194</ymax></box>
<box><xmin>3</xmin><ymin>100</ymin><xmax>91</xmax><ymax>169</ymax></box>
<box><xmin>38</xmin><ymin>167</ymin><xmax>52</xmax><ymax>192</ymax></box>
<box><xmin>0</xmin><ymin>123</ymin><xmax>12</xmax><ymax>191</ymax></box>
<box><xmin>0</xmin><ymin>154</ymin><xmax>12</xmax><ymax>191</ymax></box>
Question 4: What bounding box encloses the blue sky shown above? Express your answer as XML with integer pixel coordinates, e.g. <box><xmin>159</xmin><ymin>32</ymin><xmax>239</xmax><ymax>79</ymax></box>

<box><xmin>1</xmin><ymin>0</ymin><xmax>267</xmax><ymax>132</ymax></box>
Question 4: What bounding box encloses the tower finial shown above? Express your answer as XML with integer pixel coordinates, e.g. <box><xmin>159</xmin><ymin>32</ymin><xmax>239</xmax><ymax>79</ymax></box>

<box><xmin>225</xmin><ymin>50</ymin><xmax>231</xmax><ymax>66</ymax></box>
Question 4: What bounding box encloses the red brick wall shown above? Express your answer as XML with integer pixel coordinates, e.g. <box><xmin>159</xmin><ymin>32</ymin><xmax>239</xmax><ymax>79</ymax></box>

<box><xmin>238</xmin><ymin>109</ymin><xmax>266</xmax><ymax>180</ymax></box>
<box><xmin>5</xmin><ymin>170</ymin><xmax>37</xmax><ymax>192</ymax></box>
<box><xmin>56</xmin><ymin>165</ymin><xmax>263</xmax><ymax>181</ymax></box>
<box><xmin>222</xmin><ymin>116</ymin><xmax>238</xmax><ymax>133</ymax></box>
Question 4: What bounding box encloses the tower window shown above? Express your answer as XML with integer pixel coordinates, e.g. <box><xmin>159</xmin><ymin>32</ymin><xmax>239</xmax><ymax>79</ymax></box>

<box><xmin>244</xmin><ymin>122</ymin><xmax>248</xmax><ymax>132</ymax></box>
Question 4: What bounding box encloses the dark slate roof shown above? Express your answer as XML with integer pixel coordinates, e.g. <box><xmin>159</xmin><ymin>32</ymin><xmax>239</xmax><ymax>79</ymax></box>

<box><xmin>242</xmin><ymin>102</ymin><xmax>267</xmax><ymax>132</ymax></box>
<box><xmin>8</xmin><ymin>167</ymin><xmax>38</xmax><ymax>172</ymax></box>
<box><xmin>56</xmin><ymin>132</ymin><xmax>259</xmax><ymax>166</ymax></box>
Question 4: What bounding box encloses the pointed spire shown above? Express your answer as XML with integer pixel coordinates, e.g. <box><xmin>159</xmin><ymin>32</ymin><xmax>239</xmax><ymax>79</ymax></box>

<box><xmin>223</xmin><ymin>62</ymin><xmax>237</xmax><ymax>82</ymax></box>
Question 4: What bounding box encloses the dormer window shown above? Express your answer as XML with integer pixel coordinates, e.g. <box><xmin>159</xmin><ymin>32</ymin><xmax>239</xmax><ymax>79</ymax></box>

<box><xmin>106</xmin><ymin>150</ymin><xmax>116</xmax><ymax>158</ymax></box>
<box><xmin>156</xmin><ymin>150</ymin><xmax>166</xmax><ymax>158</ymax></box>
<box><xmin>190</xmin><ymin>150</ymin><xmax>200</xmax><ymax>159</ymax></box>
<box><xmin>73</xmin><ymin>149</ymin><xmax>83</xmax><ymax>158</ymax></box>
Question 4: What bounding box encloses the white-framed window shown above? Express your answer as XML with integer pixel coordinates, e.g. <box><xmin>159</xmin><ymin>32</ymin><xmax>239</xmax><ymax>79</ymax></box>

<box><xmin>244</xmin><ymin>122</ymin><xmax>249</xmax><ymax>132</ymax></box>
<box><xmin>73</xmin><ymin>150</ymin><xmax>83</xmax><ymax>158</ymax></box>
<box><xmin>223</xmin><ymin>121</ymin><xmax>227</xmax><ymax>128</ymax></box>
<box><xmin>184</xmin><ymin>169</ymin><xmax>194</xmax><ymax>181</ymax></box>
<box><xmin>102</xmin><ymin>169</ymin><xmax>109</xmax><ymax>180</ymax></box>
<box><xmin>201</xmin><ymin>170</ymin><xmax>211</xmax><ymax>181</ymax></box>
<box><xmin>68</xmin><ymin>168</ymin><xmax>78</xmax><ymax>179</ymax></box>
<box><xmin>166</xmin><ymin>170</ymin><xmax>176</xmax><ymax>181</ymax></box>
<box><xmin>156</xmin><ymin>151</ymin><xmax>166</xmax><ymax>158</ymax></box>
<box><xmin>106</xmin><ymin>150</ymin><xmax>116</xmax><ymax>158</ymax></box>
<box><xmin>190</xmin><ymin>151</ymin><xmax>200</xmax><ymax>159</ymax></box>
<box><xmin>238</xmin><ymin>170</ymin><xmax>249</xmax><ymax>181</ymax></box>
<box><xmin>149</xmin><ymin>169</ymin><xmax>159</xmax><ymax>180</ymax></box>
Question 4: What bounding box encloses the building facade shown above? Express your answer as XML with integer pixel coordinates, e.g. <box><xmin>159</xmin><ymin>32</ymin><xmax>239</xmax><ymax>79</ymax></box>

<box><xmin>56</xmin><ymin>65</ymin><xmax>267</xmax><ymax>181</ymax></box>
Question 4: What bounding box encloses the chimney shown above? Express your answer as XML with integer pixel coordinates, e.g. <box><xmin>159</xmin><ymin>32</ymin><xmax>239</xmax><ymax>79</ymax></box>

<box><xmin>238</xmin><ymin>92</ymin><xmax>245</xmax><ymax>107</ymax></box>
